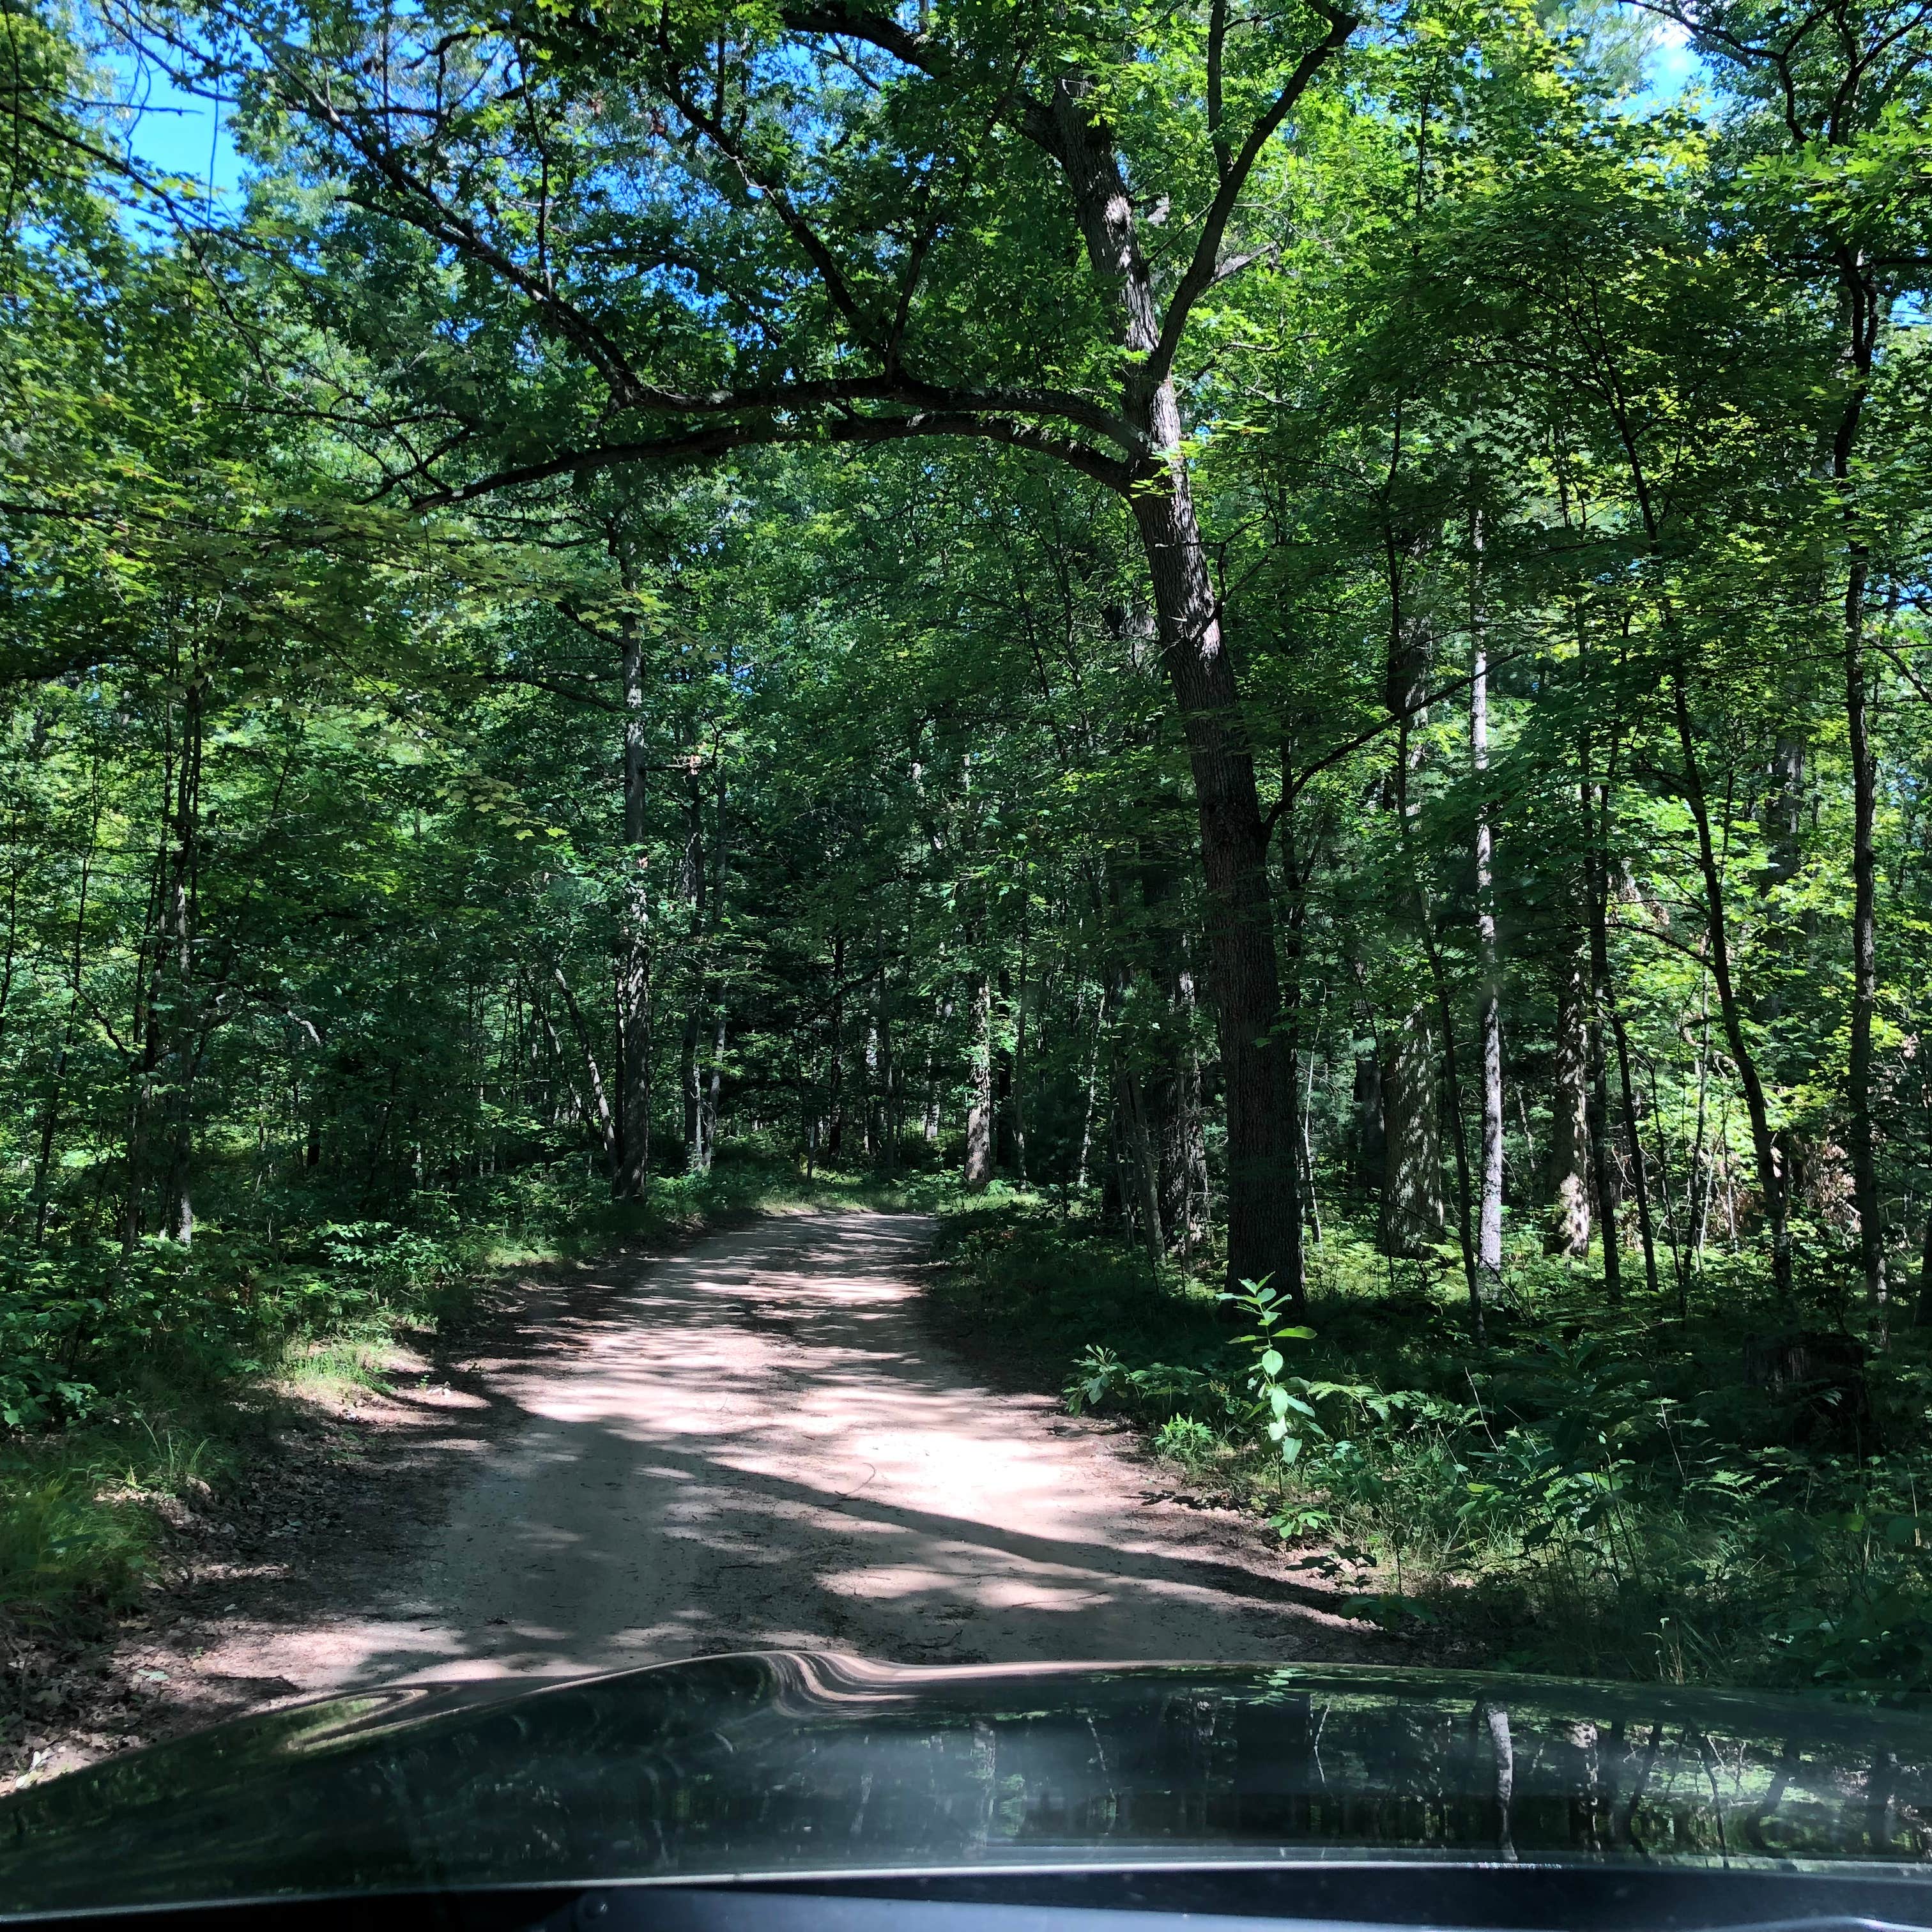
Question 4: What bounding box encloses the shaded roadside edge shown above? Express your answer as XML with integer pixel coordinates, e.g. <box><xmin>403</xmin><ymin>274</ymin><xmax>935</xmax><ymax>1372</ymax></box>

<box><xmin>0</xmin><ymin>1200</ymin><xmax>810</xmax><ymax>1794</ymax></box>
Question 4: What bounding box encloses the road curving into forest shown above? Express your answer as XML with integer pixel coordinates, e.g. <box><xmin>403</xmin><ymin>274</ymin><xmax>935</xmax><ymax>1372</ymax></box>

<box><xmin>197</xmin><ymin>1209</ymin><xmax>1377</xmax><ymax>1694</ymax></box>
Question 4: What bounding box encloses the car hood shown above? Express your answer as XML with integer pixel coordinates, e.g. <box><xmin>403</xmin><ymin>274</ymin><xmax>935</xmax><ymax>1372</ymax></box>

<box><xmin>3</xmin><ymin>1654</ymin><xmax>1930</xmax><ymax>1917</ymax></box>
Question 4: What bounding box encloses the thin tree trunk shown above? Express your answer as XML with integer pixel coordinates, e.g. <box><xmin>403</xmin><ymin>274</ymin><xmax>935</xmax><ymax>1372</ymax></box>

<box><xmin>1608</xmin><ymin>1000</ymin><xmax>1660</xmax><ymax>1299</ymax></box>
<box><xmin>877</xmin><ymin>983</ymin><xmax>898</xmax><ymax>1176</ymax></box>
<box><xmin>614</xmin><ymin>549</ymin><xmax>652</xmax><ymax>1199</ymax></box>
<box><xmin>1390</xmin><ymin>664</ymin><xmax>1478</xmax><ymax>1323</ymax></box>
<box><xmin>1646</xmin><ymin>1054</ymin><xmax>1689</xmax><ymax>1318</ymax></box>
<box><xmin>144</xmin><ymin>668</ymin><xmax>203</xmax><ymax>1247</ymax></box>
<box><xmin>1844</xmin><ymin>514</ymin><xmax>1885</xmax><ymax>1319</ymax></box>
<box><xmin>1591</xmin><ymin>761</ymin><xmax>1660</xmax><ymax>1298</ymax></box>
<box><xmin>1583</xmin><ymin>794</ymin><xmax>1623</xmax><ymax>1303</ymax></box>
<box><xmin>1013</xmin><ymin>889</ymin><xmax>1030</xmax><ymax>1184</ymax></box>
<box><xmin>680</xmin><ymin>1007</ymin><xmax>702</xmax><ymax>1166</ymax></box>
<box><xmin>1469</xmin><ymin>517</ymin><xmax>1504</xmax><ymax>1285</ymax></box>
<box><xmin>1302</xmin><ymin>1025</ymin><xmax>1324</xmax><ymax>1246</ymax></box>
<box><xmin>1818</xmin><ymin>238</ymin><xmax>1887</xmax><ymax>1317</ymax></box>
<box><xmin>1917</xmin><ymin>1192</ymin><xmax>1932</xmax><ymax>1329</ymax></box>
<box><xmin>1075</xmin><ymin>982</ymin><xmax>1105</xmax><ymax>1191</ymax></box>
<box><xmin>552</xmin><ymin>968</ymin><xmax>618</xmax><ymax>1163</ymax></box>
<box><xmin>703</xmin><ymin>1009</ymin><xmax>724</xmax><ymax>1169</ymax></box>
<box><xmin>963</xmin><ymin>969</ymin><xmax>993</xmax><ymax>1190</ymax></box>
<box><xmin>825</xmin><ymin>928</ymin><xmax>847</xmax><ymax>1165</ymax></box>
<box><xmin>1116</xmin><ymin>1051</ymin><xmax>1166</xmax><ymax>1275</ymax></box>
<box><xmin>1379</xmin><ymin>1006</ymin><xmax>1443</xmax><ymax>1256</ymax></box>
<box><xmin>1275</xmin><ymin>780</ymin><xmax>1324</xmax><ymax>1314</ymax></box>
<box><xmin>1547</xmin><ymin>948</ymin><xmax>1591</xmax><ymax>1257</ymax></box>
<box><xmin>697</xmin><ymin>716</ymin><xmax>729</xmax><ymax>1175</ymax></box>
<box><xmin>1687</xmin><ymin>965</ymin><xmax>1713</xmax><ymax>1261</ymax></box>
<box><xmin>34</xmin><ymin>778</ymin><xmax>100</xmax><ymax>1245</ymax></box>
<box><xmin>1669</xmin><ymin>666</ymin><xmax>1792</xmax><ymax>1300</ymax></box>
<box><xmin>676</xmin><ymin>749</ymin><xmax>709</xmax><ymax>1174</ymax></box>
<box><xmin>1380</xmin><ymin>625</ymin><xmax>1445</xmax><ymax>1264</ymax></box>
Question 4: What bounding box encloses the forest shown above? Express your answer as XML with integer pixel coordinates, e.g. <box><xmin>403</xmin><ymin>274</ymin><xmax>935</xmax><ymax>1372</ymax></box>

<box><xmin>1</xmin><ymin>0</ymin><xmax>1931</xmax><ymax>1705</ymax></box>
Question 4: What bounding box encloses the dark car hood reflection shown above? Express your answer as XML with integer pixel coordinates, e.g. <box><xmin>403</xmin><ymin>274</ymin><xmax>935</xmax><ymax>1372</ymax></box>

<box><xmin>3</xmin><ymin>1655</ymin><xmax>1931</xmax><ymax>1916</ymax></box>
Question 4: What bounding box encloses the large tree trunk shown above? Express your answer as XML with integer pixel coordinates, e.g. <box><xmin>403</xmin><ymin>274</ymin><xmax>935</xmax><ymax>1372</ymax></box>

<box><xmin>1130</xmin><ymin>480</ymin><xmax>1293</xmax><ymax>1293</ymax></box>
<box><xmin>1031</xmin><ymin>77</ymin><xmax>1303</xmax><ymax>1292</ymax></box>
<box><xmin>1137</xmin><ymin>504</ymin><xmax>1293</xmax><ymax>1284</ymax></box>
<box><xmin>1547</xmin><ymin>950</ymin><xmax>1591</xmax><ymax>1257</ymax></box>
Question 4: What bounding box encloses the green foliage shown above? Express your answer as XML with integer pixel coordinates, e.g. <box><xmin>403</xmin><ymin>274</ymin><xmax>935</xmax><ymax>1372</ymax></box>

<box><xmin>945</xmin><ymin>1197</ymin><xmax>1932</xmax><ymax>1693</ymax></box>
<box><xmin>0</xmin><ymin>1155</ymin><xmax>840</xmax><ymax>1631</ymax></box>
<box><xmin>0</xmin><ymin>1474</ymin><xmax>150</xmax><ymax>1623</ymax></box>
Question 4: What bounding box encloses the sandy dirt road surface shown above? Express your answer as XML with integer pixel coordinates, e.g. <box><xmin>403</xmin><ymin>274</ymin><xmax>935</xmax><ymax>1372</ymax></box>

<box><xmin>178</xmin><ymin>1208</ymin><xmax>1376</xmax><ymax>1696</ymax></box>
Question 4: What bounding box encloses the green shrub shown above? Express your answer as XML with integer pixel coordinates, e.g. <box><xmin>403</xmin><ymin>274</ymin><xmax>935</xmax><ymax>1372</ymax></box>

<box><xmin>0</xmin><ymin>1469</ymin><xmax>150</xmax><ymax>1622</ymax></box>
<box><xmin>939</xmin><ymin>1197</ymin><xmax>1932</xmax><ymax>1695</ymax></box>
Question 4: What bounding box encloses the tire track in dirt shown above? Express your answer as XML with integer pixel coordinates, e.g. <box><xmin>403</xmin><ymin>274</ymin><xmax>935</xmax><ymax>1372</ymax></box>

<box><xmin>183</xmin><ymin>1207</ymin><xmax>1379</xmax><ymax>1691</ymax></box>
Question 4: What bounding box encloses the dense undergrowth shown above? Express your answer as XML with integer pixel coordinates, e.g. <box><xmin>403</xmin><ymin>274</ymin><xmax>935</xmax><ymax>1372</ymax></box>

<box><xmin>0</xmin><ymin>1152</ymin><xmax>928</xmax><ymax>1633</ymax></box>
<box><xmin>931</xmin><ymin>1195</ymin><xmax>1932</xmax><ymax>1697</ymax></box>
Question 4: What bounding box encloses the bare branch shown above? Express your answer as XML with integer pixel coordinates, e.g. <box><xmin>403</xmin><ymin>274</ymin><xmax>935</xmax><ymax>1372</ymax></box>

<box><xmin>1147</xmin><ymin>3</ymin><xmax>1356</xmax><ymax>392</ymax></box>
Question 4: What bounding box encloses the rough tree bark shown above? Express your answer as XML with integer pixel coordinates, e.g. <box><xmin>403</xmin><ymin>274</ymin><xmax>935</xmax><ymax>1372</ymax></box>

<box><xmin>1130</xmin><ymin>475</ymin><xmax>1295</xmax><ymax>1289</ymax></box>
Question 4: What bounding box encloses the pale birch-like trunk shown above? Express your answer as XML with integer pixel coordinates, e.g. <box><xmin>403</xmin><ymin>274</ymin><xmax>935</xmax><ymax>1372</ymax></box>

<box><xmin>1469</xmin><ymin>523</ymin><xmax>1503</xmax><ymax>1283</ymax></box>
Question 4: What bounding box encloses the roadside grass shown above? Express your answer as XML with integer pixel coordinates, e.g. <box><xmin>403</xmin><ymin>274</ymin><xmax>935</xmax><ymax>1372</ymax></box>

<box><xmin>928</xmin><ymin>1194</ymin><xmax>1932</xmax><ymax>1698</ymax></box>
<box><xmin>0</xmin><ymin>1147</ymin><xmax>928</xmax><ymax>1636</ymax></box>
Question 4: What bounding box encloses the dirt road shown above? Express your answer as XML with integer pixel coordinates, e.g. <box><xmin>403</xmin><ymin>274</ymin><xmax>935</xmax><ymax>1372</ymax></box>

<box><xmin>195</xmin><ymin>1209</ymin><xmax>1373</xmax><ymax>1694</ymax></box>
